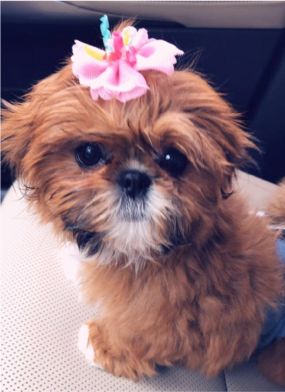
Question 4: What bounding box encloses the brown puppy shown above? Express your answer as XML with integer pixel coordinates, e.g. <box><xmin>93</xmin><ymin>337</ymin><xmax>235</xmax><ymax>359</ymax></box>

<box><xmin>2</xmin><ymin>26</ymin><xmax>285</xmax><ymax>384</ymax></box>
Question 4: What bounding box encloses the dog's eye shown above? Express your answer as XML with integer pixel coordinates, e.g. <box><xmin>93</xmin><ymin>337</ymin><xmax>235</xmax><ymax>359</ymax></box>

<box><xmin>158</xmin><ymin>148</ymin><xmax>188</xmax><ymax>177</ymax></box>
<box><xmin>75</xmin><ymin>143</ymin><xmax>105</xmax><ymax>168</ymax></box>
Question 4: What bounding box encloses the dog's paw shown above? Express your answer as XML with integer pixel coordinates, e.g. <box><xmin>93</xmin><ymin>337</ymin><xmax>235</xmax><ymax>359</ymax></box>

<box><xmin>77</xmin><ymin>324</ymin><xmax>103</xmax><ymax>369</ymax></box>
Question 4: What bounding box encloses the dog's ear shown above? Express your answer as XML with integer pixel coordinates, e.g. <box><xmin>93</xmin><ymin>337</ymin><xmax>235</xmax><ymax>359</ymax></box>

<box><xmin>176</xmin><ymin>71</ymin><xmax>256</xmax><ymax>197</ymax></box>
<box><xmin>1</xmin><ymin>64</ymin><xmax>73</xmax><ymax>176</ymax></box>
<box><xmin>201</xmin><ymin>101</ymin><xmax>255</xmax><ymax>199</ymax></box>
<box><xmin>201</xmin><ymin>97</ymin><xmax>256</xmax><ymax>199</ymax></box>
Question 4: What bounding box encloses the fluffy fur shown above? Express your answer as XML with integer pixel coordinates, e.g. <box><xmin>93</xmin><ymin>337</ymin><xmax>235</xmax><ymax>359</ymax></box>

<box><xmin>2</xmin><ymin>24</ymin><xmax>285</xmax><ymax>384</ymax></box>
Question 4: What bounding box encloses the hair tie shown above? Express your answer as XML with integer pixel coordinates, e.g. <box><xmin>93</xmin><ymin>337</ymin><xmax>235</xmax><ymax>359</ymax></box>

<box><xmin>71</xmin><ymin>15</ymin><xmax>184</xmax><ymax>103</ymax></box>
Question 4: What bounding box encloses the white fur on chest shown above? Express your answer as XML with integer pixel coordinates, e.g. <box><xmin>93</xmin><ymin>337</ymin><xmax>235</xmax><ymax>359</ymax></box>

<box><xmin>59</xmin><ymin>242</ymin><xmax>83</xmax><ymax>285</ymax></box>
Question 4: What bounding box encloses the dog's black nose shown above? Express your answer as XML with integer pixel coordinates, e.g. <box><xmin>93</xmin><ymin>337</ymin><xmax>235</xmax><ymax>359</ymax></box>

<box><xmin>118</xmin><ymin>170</ymin><xmax>151</xmax><ymax>199</ymax></box>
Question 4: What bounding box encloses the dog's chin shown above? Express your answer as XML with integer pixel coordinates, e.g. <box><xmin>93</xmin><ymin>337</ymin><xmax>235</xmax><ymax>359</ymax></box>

<box><xmin>76</xmin><ymin>218</ymin><xmax>163</xmax><ymax>268</ymax></box>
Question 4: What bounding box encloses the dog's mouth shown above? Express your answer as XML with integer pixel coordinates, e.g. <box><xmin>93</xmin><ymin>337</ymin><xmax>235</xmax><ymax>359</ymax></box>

<box><xmin>118</xmin><ymin>195</ymin><xmax>148</xmax><ymax>222</ymax></box>
<box><xmin>65</xmin><ymin>221</ymin><xmax>191</xmax><ymax>259</ymax></box>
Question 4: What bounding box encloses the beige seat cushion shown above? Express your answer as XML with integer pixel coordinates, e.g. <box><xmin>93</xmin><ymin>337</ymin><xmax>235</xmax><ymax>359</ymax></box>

<box><xmin>0</xmin><ymin>173</ymin><xmax>281</xmax><ymax>391</ymax></box>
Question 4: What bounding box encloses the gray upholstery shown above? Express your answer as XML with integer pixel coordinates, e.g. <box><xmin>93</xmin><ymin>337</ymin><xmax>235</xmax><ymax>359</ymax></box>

<box><xmin>1</xmin><ymin>173</ymin><xmax>283</xmax><ymax>391</ymax></box>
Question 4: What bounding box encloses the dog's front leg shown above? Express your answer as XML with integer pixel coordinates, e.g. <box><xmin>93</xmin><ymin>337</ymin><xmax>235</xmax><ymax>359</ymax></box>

<box><xmin>77</xmin><ymin>319</ymin><xmax>157</xmax><ymax>379</ymax></box>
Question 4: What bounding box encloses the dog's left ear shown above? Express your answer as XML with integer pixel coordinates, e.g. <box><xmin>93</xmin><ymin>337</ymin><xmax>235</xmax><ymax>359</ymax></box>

<box><xmin>179</xmin><ymin>71</ymin><xmax>256</xmax><ymax>198</ymax></box>
<box><xmin>207</xmin><ymin>103</ymin><xmax>256</xmax><ymax>199</ymax></box>
<box><xmin>209</xmin><ymin>109</ymin><xmax>255</xmax><ymax>199</ymax></box>
<box><xmin>1</xmin><ymin>64</ymin><xmax>73</xmax><ymax>177</ymax></box>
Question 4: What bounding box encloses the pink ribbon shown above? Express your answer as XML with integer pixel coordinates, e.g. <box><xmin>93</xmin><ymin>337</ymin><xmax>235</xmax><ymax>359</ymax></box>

<box><xmin>71</xmin><ymin>27</ymin><xmax>184</xmax><ymax>103</ymax></box>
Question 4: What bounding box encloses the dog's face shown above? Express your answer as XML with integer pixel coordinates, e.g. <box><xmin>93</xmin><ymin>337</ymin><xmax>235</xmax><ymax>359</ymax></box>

<box><xmin>2</xmin><ymin>65</ymin><xmax>253</xmax><ymax>267</ymax></box>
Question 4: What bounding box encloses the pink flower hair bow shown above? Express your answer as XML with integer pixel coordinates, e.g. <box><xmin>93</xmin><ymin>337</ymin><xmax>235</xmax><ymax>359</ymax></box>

<box><xmin>71</xmin><ymin>16</ymin><xmax>184</xmax><ymax>103</ymax></box>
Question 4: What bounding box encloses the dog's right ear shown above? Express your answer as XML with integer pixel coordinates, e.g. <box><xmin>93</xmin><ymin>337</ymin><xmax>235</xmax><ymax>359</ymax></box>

<box><xmin>1</xmin><ymin>64</ymin><xmax>73</xmax><ymax>176</ymax></box>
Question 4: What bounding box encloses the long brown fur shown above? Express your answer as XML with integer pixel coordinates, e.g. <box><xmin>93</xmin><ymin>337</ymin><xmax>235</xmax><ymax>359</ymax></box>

<box><xmin>2</xmin><ymin>23</ymin><xmax>285</xmax><ymax>384</ymax></box>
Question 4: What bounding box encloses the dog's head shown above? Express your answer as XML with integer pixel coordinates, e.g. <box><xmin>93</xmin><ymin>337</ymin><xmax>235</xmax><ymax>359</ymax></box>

<box><xmin>2</xmin><ymin>44</ymin><xmax>254</xmax><ymax>267</ymax></box>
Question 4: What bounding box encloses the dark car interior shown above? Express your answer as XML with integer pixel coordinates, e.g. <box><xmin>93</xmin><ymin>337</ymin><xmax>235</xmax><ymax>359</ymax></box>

<box><xmin>2</xmin><ymin>1</ymin><xmax>285</xmax><ymax>195</ymax></box>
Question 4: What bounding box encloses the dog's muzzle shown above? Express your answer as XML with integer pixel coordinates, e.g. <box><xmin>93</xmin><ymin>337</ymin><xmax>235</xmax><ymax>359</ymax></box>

<box><xmin>117</xmin><ymin>170</ymin><xmax>152</xmax><ymax>221</ymax></box>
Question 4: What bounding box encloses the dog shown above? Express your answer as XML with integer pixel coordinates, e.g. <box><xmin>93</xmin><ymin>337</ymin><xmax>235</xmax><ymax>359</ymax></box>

<box><xmin>2</xmin><ymin>21</ymin><xmax>285</xmax><ymax>385</ymax></box>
